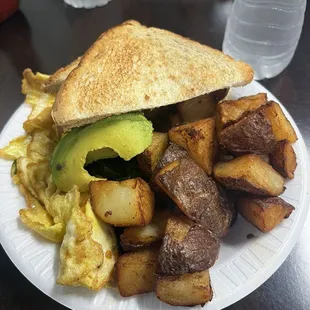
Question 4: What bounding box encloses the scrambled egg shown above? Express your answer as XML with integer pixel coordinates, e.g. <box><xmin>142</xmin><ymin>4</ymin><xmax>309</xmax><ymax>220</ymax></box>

<box><xmin>0</xmin><ymin>136</ymin><xmax>31</xmax><ymax>160</ymax></box>
<box><xmin>0</xmin><ymin>69</ymin><xmax>118</xmax><ymax>289</ymax></box>
<box><xmin>19</xmin><ymin>184</ymin><xmax>64</xmax><ymax>243</ymax></box>
<box><xmin>0</xmin><ymin>69</ymin><xmax>74</xmax><ymax>243</ymax></box>
<box><xmin>57</xmin><ymin>201</ymin><xmax>118</xmax><ymax>290</ymax></box>
<box><xmin>22</xmin><ymin>69</ymin><xmax>55</xmax><ymax>134</ymax></box>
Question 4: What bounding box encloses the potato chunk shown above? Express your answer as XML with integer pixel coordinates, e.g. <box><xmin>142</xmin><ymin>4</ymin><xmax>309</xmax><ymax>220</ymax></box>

<box><xmin>153</xmin><ymin>143</ymin><xmax>188</xmax><ymax>175</ymax></box>
<box><xmin>218</xmin><ymin>108</ymin><xmax>277</xmax><ymax>155</ymax></box>
<box><xmin>90</xmin><ymin>178</ymin><xmax>154</xmax><ymax>227</ymax></box>
<box><xmin>271</xmin><ymin>140</ymin><xmax>297</xmax><ymax>179</ymax></box>
<box><xmin>214</xmin><ymin>154</ymin><xmax>285</xmax><ymax>196</ymax></box>
<box><xmin>116</xmin><ymin>248</ymin><xmax>159</xmax><ymax>297</ymax></box>
<box><xmin>120</xmin><ymin>209</ymin><xmax>171</xmax><ymax>251</ymax></box>
<box><xmin>156</xmin><ymin>270</ymin><xmax>213</xmax><ymax>307</ymax></box>
<box><xmin>157</xmin><ymin>216</ymin><xmax>220</xmax><ymax>276</ymax></box>
<box><xmin>263</xmin><ymin>101</ymin><xmax>297</xmax><ymax>143</ymax></box>
<box><xmin>151</xmin><ymin>143</ymin><xmax>188</xmax><ymax>191</ymax></box>
<box><xmin>137</xmin><ymin>132</ymin><xmax>169</xmax><ymax>177</ymax></box>
<box><xmin>217</xmin><ymin>93</ymin><xmax>267</xmax><ymax>130</ymax></box>
<box><xmin>177</xmin><ymin>93</ymin><xmax>216</xmax><ymax>123</ymax></box>
<box><xmin>155</xmin><ymin>157</ymin><xmax>235</xmax><ymax>236</ymax></box>
<box><xmin>237</xmin><ymin>196</ymin><xmax>294</xmax><ymax>232</ymax></box>
<box><xmin>168</xmin><ymin>118</ymin><xmax>217</xmax><ymax>175</ymax></box>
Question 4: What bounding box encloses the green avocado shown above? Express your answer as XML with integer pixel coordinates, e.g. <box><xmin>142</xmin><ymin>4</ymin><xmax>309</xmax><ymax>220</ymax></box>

<box><xmin>50</xmin><ymin>113</ymin><xmax>153</xmax><ymax>192</ymax></box>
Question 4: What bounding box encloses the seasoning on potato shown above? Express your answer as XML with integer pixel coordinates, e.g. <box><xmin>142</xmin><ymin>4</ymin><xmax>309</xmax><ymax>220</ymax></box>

<box><xmin>168</xmin><ymin>117</ymin><xmax>217</xmax><ymax>175</ymax></box>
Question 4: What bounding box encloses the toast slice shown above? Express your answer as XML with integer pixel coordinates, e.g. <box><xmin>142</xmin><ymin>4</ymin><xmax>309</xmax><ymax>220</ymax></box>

<box><xmin>52</xmin><ymin>20</ymin><xmax>253</xmax><ymax>130</ymax></box>
<box><xmin>43</xmin><ymin>57</ymin><xmax>81</xmax><ymax>93</ymax></box>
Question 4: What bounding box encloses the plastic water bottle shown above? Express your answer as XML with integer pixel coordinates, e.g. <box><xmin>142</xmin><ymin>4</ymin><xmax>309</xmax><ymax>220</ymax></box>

<box><xmin>223</xmin><ymin>0</ymin><xmax>307</xmax><ymax>80</ymax></box>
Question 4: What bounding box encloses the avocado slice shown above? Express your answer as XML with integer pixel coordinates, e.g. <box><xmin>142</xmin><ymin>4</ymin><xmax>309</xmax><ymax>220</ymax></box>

<box><xmin>51</xmin><ymin>113</ymin><xmax>153</xmax><ymax>192</ymax></box>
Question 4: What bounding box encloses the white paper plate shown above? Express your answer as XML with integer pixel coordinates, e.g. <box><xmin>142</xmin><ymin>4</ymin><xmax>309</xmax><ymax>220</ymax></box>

<box><xmin>0</xmin><ymin>81</ymin><xmax>309</xmax><ymax>310</ymax></box>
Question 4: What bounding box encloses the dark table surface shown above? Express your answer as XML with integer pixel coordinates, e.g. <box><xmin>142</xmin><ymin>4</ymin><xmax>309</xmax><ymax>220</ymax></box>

<box><xmin>0</xmin><ymin>0</ymin><xmax>309</xmax><ymax>309</ymax></box>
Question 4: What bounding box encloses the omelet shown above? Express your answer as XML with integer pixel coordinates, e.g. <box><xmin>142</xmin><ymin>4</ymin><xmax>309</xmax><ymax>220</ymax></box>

<box><xmin>1</xmin><ymin>68</ymin><xmax>118</xmax><ymax>288</ymax></box>
<box><xmin>22</xmin><ymin>69</ymin><xmax>55</xmax><ymax>133</ymax></box>
<box><xmin>18</xmin><ymin>185</ymin><xmax>65</xmax><ymax>243</ymax></box>
<box><xmin>57</xmin><ymin>201</ymin><xmax>117</xmax><ymax>290</ymax></box>
<box><xmin>0</xmin><ymin>136</ymin><xmax>31</xmax><ymax>160</ymax></box>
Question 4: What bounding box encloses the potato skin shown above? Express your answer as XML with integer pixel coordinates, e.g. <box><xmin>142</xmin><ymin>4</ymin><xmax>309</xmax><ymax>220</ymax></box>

<box><xmin>217</xmin><ymin>93</ymin><xmax>267</xmax><ymax>130</ymax></box>
<box><xmin>219</xmin><ymin>108</ymin><xmax>277</xmax><ymax>155</ymax></box>
<box><xmin>116</xmin><ymin>248</ymin><xmax>159</xmax><ymax>297</ymax></box>
<box><xmin>237</xmin><ymin>196</ymin><xmax>294</xmax><ymax>232</ymax></box>
<box><xmin>156</xmin><ymin>270</ymin><xmax>213</xmax><ymax>307</ymax></box>
<box><xmin>153</xmin><ymin>143</ymin><xmax>188</xmax><ymax>175</ymax></box>
<box><xmin>271</xmin><ymin>140</ymin><xmax>297</xmax><ymax>179</ymax></box>
<box><xmin>151</xmin><ymin>143</ymin><xmax>188</xmax><ymax>191</ymax></box>
<box><xmin>156</xmin><ymin>157</ymin><xmax>235</xmax><ymax>237</ymax></box>
<box><xmin>157</xmin><ymin>216</ymin><xmax>220</xmax><ymax>276</ymax></box>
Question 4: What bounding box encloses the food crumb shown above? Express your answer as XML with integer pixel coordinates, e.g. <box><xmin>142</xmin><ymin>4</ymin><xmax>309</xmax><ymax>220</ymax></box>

<box><xmin>105</xmin><ymin>250</ymin><xmax>112</xmax><ymax>259</ymax></box>
<box><xmin>247</xmin><ymin>233</ymin><xmax>256</xmax><ymax>239</ymax></box>
<box><xmin>105</xmin><ymin>211</ymin><xmax>112</xmax><ymax>217</ymax></box>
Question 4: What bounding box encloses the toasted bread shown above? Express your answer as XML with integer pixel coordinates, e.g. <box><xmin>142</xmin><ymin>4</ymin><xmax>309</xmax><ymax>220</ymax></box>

<box><xmin>43</xmin><ymin>57</ymin><xmax>81</xmax><ymax>93</ymax></box>
<box><xmin>52</xmin><ymin>20</ymin><xmax>253</xmax><ymax>130</ymax></box>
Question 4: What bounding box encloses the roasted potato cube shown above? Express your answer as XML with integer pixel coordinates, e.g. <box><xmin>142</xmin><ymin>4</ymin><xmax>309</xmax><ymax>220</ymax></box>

<box><xmin>116</xmin><ymin>248</ymin><xmax>159</xmax><ymax>297</ymax></box>
<box><xmin>90</xmin><ymin>178</ymin><xmax>154</xmax><ymax>227</ymax></box>
<box><xmin>263</xmin><ymin>101</ymin><xmax>297</xmax><ymax>143</ymax></box>
<box><xmin>217</xmin><ymin>93</ymin><xmax>267</xmax><ymax>130</ymax></box>
<box><xmin>214</xmin><ymin>154</ymin><xmax>285</xmax><ymax>196</ymax></box>
<box><xmin>137</xmin><ymin>132</ymin><xmax>169</xmax><ymax>178</ymax></box>
<box><xmin>237</xmin><ymin>196</ymin><xmax>294</xmax><ymax>232</ymax></box>
<box><xmin>157</xmin><ymin>216</ymin><xmax>219</xmax><ymax>276</ymax></box>
<box><xmin>120</xmin><ymin>209</ymin><xmax>171</xmax><ymax>251</ymax></box>
<box><xmin>177</xmin><ymin>93</ymin><xmax>216</xmax><ymax>123</ymax></box>
<box><xmin>271</xmin><ymin>140</ymin><xmax>297</xmax><ymax>179</ymax></box>
<box><xmin>258</xmin><ymin>154</ymin><xmax>271</xmax><ymax>164</ymax></box>
<box><xmin>155</xmin><ymin>157</ymin><xmax>235</xmax><ymax>236</ymax></box>
<box><xmin>219</xmin><ymin>108</ymin><xmax>277</xmax><ymax>155</ymax></box>
<box><xmin>151</xmin><ymin>143</ymin><xmax>188</xmax><ymax>191</ymax></box>
<box><xmin>156</xmin><ymin>270</ymin><xmax>213</xmax><ymax>307</ymax></box>
<box><xmin>168</xmin><ymin>118</ymin><xmax>217</xmax><ymax>175</ymax></box>
<box><xmin>153</xmin><ymin>143</ymin><xmax>188</xmax><ymax>175</ymax></box>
